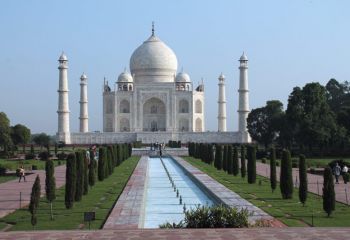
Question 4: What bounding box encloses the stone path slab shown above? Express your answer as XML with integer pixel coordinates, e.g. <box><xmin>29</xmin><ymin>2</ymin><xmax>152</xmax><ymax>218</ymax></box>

<box><xmin>1</xmin><ymin>228</ymin><xmax>350</xmax><ymax>240</ymax></box>
<box><xmin>256</xmin><ymin>162</ymin><xmax>350</xmax><ymax>205</ymax></box>
<box><xmin>0</xmin><ymin>165</ymin><xmax>66</xmax><ymax>218</ymax></box>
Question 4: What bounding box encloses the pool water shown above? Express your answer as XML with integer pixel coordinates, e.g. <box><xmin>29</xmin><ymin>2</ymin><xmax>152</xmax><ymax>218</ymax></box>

<box><xmin>142</xmin><ymin>157</ymin><xmax>215</xmax><ymax>228</ymax></box>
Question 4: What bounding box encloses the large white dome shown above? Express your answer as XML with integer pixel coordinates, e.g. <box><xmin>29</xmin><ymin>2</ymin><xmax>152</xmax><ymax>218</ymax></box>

<box><xmin>129</xmin><ymin>34</ymin><xmax>178</xmax><ymax>83</ymax></box>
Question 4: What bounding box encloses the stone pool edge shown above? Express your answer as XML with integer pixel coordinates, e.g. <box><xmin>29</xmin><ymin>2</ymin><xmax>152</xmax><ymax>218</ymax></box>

<box><xmin>172</xmin><ymin>156</ymin><xmax>274</xmax><ymax>223</ymax></box>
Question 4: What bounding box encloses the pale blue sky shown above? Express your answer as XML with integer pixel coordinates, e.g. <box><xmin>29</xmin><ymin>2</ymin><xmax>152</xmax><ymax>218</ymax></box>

<box><xmin>1</xmin><ymin>0</ymin><xmax>349</xmax><ymax>134</ymax></box>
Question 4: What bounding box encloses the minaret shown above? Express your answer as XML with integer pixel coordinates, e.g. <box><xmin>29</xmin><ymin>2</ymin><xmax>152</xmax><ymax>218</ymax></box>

<box><xmin>238</xmin><ymin>52</ymin><xmax>251</xmax><ymax>143</ymax></box>
<box><xmin>218</xmin><ymin>73</ymin><xmax>227</xmax><ymax>132</ymax></box>
<box><xmin>57</xmin><ymin>52</ymin><xmax>71</xmax><ymax>144</ymax></box>
<box><xmin>79</xmin><ymin>73</ymin><xmax>89</xmax><ymax>133</ymax></box>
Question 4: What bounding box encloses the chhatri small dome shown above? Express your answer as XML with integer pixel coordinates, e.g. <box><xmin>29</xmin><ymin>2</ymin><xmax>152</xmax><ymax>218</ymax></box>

<box><xmin>59</xmin><ymin>52</ymin><xmax>68</xmax><ymax>61</ymax></box>
<box><xmin>117</xmin><ymin>71</ymin><xmax>133</xmax><ymax>83</ymax></box>
<box><xmin>129</xmin><ymin>24</ymin><xmax>178</xmax><ymax>83</ymax></box>
<box><xmin>175</xmin><ymin>72</ymin><xmax>191</xmax><ymax>82</ymax></box>
<box><xmin>240</xmin><ymin>52</ymin><xmax>248</xmax><ymax>61</ymax></box>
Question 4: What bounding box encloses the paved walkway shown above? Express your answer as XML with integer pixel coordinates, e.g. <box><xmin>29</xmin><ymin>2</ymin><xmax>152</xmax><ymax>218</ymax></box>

<box><xmin>104</xmin><ymin>156</ymin><xmax>148</xmax><ymax>229</ymax></box>
<box><xmin>0</xmin><ymin>228</ymin><xmax>350</xmax><ymax>239</ymax></box>
<box><xmin>256</xmin><ymin>162</ymin><xmax>350</xmax><ymax>205</ymax></box>
<box><xmin>0</xmin><ymin>165</ymin><xmax>66</xmax><ymax>218</ymax></box>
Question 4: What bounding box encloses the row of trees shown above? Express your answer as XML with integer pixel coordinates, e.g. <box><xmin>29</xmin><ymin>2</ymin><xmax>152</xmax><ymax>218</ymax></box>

<box><xmin>190</xmin><ymin>143</ymin><xmax>335</xmax><ymax>217</ymax></box>
<box><xmin>247</xmin><ymin>79</ymin><xmax>350</xmax><ymax>156</ymax></box>
<box><xmin>188</xmin><ymin>143</ymin><xmax>256</xmax><ymax>183</ymax></box>
<box><xmin>65</xmin><ymin>143</ymin><xmax>132</xmax><ymax>209</ymax></box>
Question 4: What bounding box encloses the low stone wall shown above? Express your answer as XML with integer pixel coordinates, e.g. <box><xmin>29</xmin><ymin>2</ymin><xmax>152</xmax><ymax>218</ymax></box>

<box><xmin>69</xmin><ymin>131</ymin><xmax>249</xmax><ymax>144</ymax></box>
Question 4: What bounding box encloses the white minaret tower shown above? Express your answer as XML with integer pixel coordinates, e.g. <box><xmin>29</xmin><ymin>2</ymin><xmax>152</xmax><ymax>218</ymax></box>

<box><xmin>79</xmin><ymin>73</ymin><xmax>89</xmax><ymax>133</ymax></box>
<box><xmin>218</xmin><ymin>73</ymin><xmax>227</xmax><ymax>132</ymax></box>
<box><xmin>57</xmin><ymin>52</ymin><xmax>71</xmax><ymax>144</ymax></box>
<box><xmin>238</xmin><ymin>52</ymin><xmax>251</xmax><ymax>143</ymax></box>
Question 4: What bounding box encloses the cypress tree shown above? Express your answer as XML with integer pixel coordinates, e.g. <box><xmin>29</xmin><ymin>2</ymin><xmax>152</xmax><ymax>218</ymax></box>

<box><xmin>227</xmin><ymin>145</ymin><xmax>233</xmax><ymax>174</ymax></box>
<box><xmin>247</xmin><ymin>145</ymin><xmax>257</xmax><ymax>184</ymax></box>
<box><xmin>29</xmin><ymin>175</ymin><xmax>41</xmax><ymax>227</ymax></box>
<box><xmin>128</xmin><ymin>143</ymin><xmax>132</xmax><ymax>157</ymax></box>
<box><xmin>98</xmin><ymin>147</ymin><xmax>105</xmax><ymax>181</ymax></box>
<box><xmin>116</xmin><ymin>144</ymin><xmax>121</xmax><ymax>166</ymax></box>
<box><xmin>113</xmin><ymin>145</ymin><xmax>118</xmax><ymax>167</ymax></box>
<box><xmin>298</xmin><ymin>154</ymin><xmax>307</xmax><ymax>206</ymax></box>
<box><xmin>65</xmin><ymin>153</ymin><xmax>76</xmax><ymax>209</ymax></box>
<box><xmin>83</xmin><ymin>152</ymin><xmax>89</xmax><ymax>195</ymax></box>
<box><xmin>240</xmin><ymin>145</ymin><xmax>246</xmax><ymax>178</ymax></box>
<box><xmin>223</xmin><ymin>145</ymin><xmax>228</xmax><ymax>172</ymax></box>
<box><xmin>233</xmin><ymin>146</ymin><xmax>239</xmax><ymax>176</ymax></box>
<box><xmin>75</xmin><ymin>151</ymin><xmax>84</xmax><ymax>201</ymax></box>
<box><xmin>88</xmin><ymin>150</ymin><xmax>96</xmax><ymax>187</ymax></box>
<box><xmin>107</xmin><ymin>146</ymin><xmax>113</xmax><ymax>176</ymax></box>
<box><xmin>189</xmin><ymin>142</ymin><xmax>193</xmax><ymax>157</ymax></box>
<box><xmin>270</xmin><ymin>147</ymin><xmax>277</xmax><ymax>193</ymax></box>
<box><xmin>45</xmin><ymin>160</ymin><xmax>56</xmax><ymax>220</ymax></box>
<box><xmin>323</xmin><ymin>166</ymin><xmax>335</xmax><ymax>217</ymax></box>
<box><xmin>215</xmin><ymin>145</ymin><xmax>223</xmax><ymax>170</ymax></box>
<box><xmin>195</xmin><ymin>143</ymin><xmax>200</xmax><ymax>159</ymax></box>
<box><xmin>280</xmin><ymin>149</ymin><xmax>293</xmax><ymax>199</ymax></box>
<box><xmin>209</xmin><ymin>144</ymin><xmax>214</xmax><ymax>165</ymax></box>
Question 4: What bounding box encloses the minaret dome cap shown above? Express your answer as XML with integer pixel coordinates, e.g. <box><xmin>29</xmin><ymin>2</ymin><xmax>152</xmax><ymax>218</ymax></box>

<box><xmin>80</xmin><ymin>73</ymin><xmax>87</xmax><ymax>80</ymax></box>
<box><xmin>59</xmin><ymin>52</ymin><xmax>68</xmax><ymax>61</ymax></box>
<box><xmin>239</xmin><ymin>52</ymin><xmax>248</xmax><ymax>61</ymax></box>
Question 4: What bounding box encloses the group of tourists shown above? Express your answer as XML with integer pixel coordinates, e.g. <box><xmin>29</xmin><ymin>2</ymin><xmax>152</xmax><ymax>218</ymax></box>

<box><xmin>333</xmin><ymin>162</ymin><xmax>348</xmax><ymax>184</ymax></box>
<box><xmin>150</xmin><ymin>142</ymin><xmax>165</xmax><ymax>157</ymax></box>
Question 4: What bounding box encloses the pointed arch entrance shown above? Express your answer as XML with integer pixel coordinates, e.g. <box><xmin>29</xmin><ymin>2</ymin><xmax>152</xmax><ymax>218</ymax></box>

<box><xmin>143</xmin><ymin>97</ymin><xmax>166</xmax><ymax>131</ymax></box>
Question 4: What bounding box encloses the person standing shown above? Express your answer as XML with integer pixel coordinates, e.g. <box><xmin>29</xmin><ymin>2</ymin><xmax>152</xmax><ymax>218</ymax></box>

<box><xmin>333</xmin><ymin>163</ymin><xmax>341</xmax><ymax>184</ymax></box>
<box><xmin>18</xmin><ymin>165</ymin><xmax>26</xmax><ymax>182</ymax></box>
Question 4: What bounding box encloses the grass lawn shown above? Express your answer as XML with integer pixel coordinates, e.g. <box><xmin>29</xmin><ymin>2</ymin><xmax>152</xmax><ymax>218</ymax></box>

<box><xmin>0</xmin><ymin>159</ymin><xmax>65</xmax><ymax>171</ymax></box>
<box><xmin>185</xmin><ymin>156</ymin><xmax>350</xmax><ymax>227</ymax></box>
<box><xmin>0</xmin><ymin>175</ymin><xmax>17</xmax><ymax>184</ymax></box>
<box><xmin>0</xmin><ymin>156</ymin><xmax>140</xmax><ymax>231</ymax></box>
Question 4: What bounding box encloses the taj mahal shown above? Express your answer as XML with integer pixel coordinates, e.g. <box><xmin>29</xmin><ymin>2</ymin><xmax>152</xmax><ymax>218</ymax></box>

<box><xmin>56</xmin><ymin>25</ymin><xmax>251</xmax><ymax>144</ymax></box>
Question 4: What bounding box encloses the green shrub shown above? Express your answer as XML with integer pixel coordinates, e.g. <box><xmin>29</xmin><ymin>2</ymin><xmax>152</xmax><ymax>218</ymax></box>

<box><xmin>160</xmin><ymin>205</ymin><xmax>249</xmax><ymax>228</ymax></box>
<box><xmin>57</xmin><ymin>151</ymin><xmax>68</xmax><ymax>160</ymax></box>
<box><xmin>25</xmin><ymin>153</ymin><xmax>35</xmax><ymax>160</ymax></box>
<box><xmin>32</xmin><ymin>165</ymin><xmax>38</xmax><ymax>170</ymax></box>
<box><xmin>261</xmin><ymin>158</ymin><xmax>267</xmax><ymax>163</ymax></box>
<box><xmin>0</xmin><ymin>165</ymin><xmax>7</xmax><ymax>176</ymax></box>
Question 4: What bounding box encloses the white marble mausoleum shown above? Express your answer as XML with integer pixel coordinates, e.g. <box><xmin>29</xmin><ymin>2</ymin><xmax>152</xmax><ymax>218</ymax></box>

<box><xmin>56</xmin><ymin>25</ymin><xmax>251</xmax><ymax>144</ymax></box>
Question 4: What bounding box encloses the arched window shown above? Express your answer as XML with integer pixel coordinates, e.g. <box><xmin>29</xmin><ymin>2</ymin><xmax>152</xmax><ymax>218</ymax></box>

<box><xmin>123</xmin><ymin>85</ymin><xmax>127</xmax><ymax>91</ymax></box>
<box><xmin>129</xmin><ymin>85</ymin><xmax>133</xmax><ymax>91</ymax></box>
<box><xmin>119</xmin><ymin>99</ymin><xmax>130</xmax><ymax>113</ymax></box>
<box><xmin>179</xmin><ymin>99</ymin><xmax>189</xmax><ymax>113</ymax></box>
<box><xmin>195</xmin><ymin>100</ymin><xmax>202</xmax><ymax>113</ymax></box>
<box><xmin>195</xmin><ymin>118</ymin><xmax>202</xmax><ymax>132</ymax></box>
